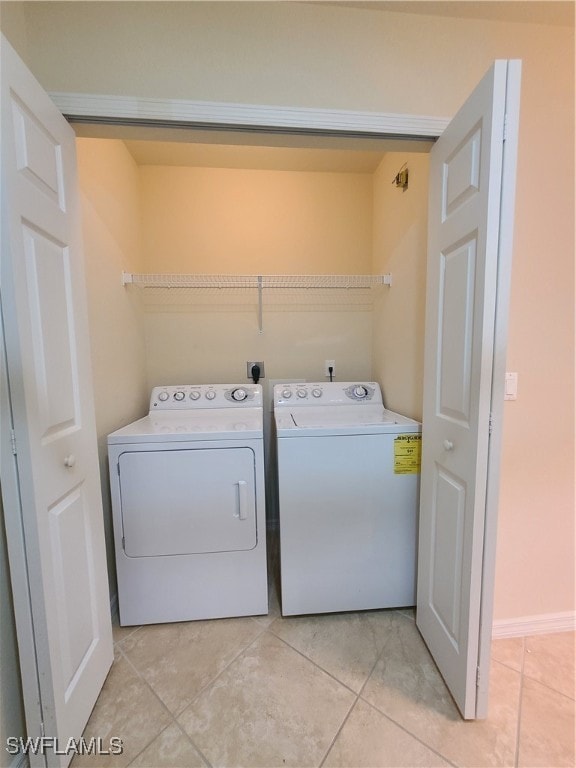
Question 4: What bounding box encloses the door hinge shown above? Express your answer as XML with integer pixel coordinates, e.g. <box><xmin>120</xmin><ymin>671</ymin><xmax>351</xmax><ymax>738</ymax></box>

<box><xmin>476</xmin><ymin>666</ymin><xmax>481</xmax><ymax>687</ymax></box>
<box><xmin>503</xmin><ymin>114</ymin><xmax>508</xmax><ymax>142</ymax></box>
<box><xmin>10</xmin><ymin>429</ymin><xmax>17</xmax><ymax>455</ymax></box>
<box><xmin>117</xmin><ymin>462</ymin><xmax>120</xmax><ymax>476</ymax></box>
<box><xmin>488</xmin><ymin>413</ymin><xmax>493</xmax><ymax>436</ymax></box>
<box><xmin>40</xmin><ymin>721</ymin><xmax>45</xmax><ymax>738</ymax></box>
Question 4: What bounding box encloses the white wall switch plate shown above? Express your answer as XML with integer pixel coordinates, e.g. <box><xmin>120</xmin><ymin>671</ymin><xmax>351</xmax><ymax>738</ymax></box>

<box><xmin>505</xmin><ymin>372</ymin><xmax>518</xmax><ymax>400</ymax></box>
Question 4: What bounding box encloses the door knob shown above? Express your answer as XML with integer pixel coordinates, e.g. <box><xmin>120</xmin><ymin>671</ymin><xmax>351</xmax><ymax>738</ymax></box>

<box><xmin>443</xmin><ymin>440</ymin><xmax>454</xmax><ymax>451</ymax></box>
<box><xmin>63</xmin><ymin>454</ymin><xmax>76</xmax><ymax>468</ymax></box>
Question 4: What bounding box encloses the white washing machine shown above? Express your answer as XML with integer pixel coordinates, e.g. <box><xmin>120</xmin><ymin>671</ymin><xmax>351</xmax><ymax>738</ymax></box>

<box><xmin>274</xmin><ymin>381</ymin><xmax>421</xmax><ymax>616</ymax></box>
<box><xmin>108</xmin><ymin>384</ymin><xmax>268</xmax><ymax>626</ymax></box>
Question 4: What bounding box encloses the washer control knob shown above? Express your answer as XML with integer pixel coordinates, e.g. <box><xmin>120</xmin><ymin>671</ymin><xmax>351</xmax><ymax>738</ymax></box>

<box><xmin>205</xmin><ymin>390</ymin><xmax>216</xmax><ymax>400</ymax></box>
<box><xmin>281</xmin><ymin>389</ymin><xmax>292</xmax><ymax>399</ymax></box>
<box><xmin>311</xmin><ymin>388</ymin><xmax>322</xmax><ymax>398</ymax></box>
<box><xmin>297</xmin><ymin>388</ymin><xmax>307</xmax><ymax>399</ymax></box>
<box><xmin>158</xmin><ymin>391</ymin><xmax>169</xmax><ymax>402</ymax></box>
<box><xmin>231</xmin><ymin>388</ymin><xmax>248</xmax><ymax>401</ymax></box>
<box><xmin>173</xmin><ymin>391</ymin><xmax>185</xmax><ymax>401</ymax></box>
<box><xmin>352</xmin><ymin>385</ymin><xmax>369</xmax><ymax>399</ymax></box>
<box><xmin>189</xmin><ymin>390</ymin><xmax>201</xmax><ymax>401</ymax></box>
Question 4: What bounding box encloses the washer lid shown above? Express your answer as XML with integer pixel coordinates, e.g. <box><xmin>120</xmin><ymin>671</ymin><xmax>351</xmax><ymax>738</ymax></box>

<box><xmin>275</xmin><ymin>405</ymin><xmax>420</xmax><ymax>436</ymax></box>
<box><xmin>291</xmin><ymin>405</ymin><xmax>396</xmax><ymax>428</ymax></box>
<box><xmin>108</xmin><ymin>407</ymin><xmax>263</xmax><ymax>444</ymax></box>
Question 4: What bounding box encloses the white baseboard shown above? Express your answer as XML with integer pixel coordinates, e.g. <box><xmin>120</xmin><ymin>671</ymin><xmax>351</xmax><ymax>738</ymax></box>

<box><xmin>492</xmin><ymin>611</ymin><xmax>576</xmax><ymax>639</ymax></box>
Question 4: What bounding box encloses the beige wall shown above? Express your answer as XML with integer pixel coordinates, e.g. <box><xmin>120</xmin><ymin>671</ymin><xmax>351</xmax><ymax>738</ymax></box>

<box><xmin>372</xmin><ymin>153</ymin><xmax>430</xmax><ymax>421</ymax></box>
<box><xmin>2</xmin><ymin>2</ymin><xmax>573</xmax><ymax>624</ymax></box>
<box><xmin>76</xmin><ymin>138</ymin><xmax>148</xmax><ymax>593</ymax></box>
<box><xmin>140</xmin><ymin>165</ymin><xmax>374</xmax><ymax>389</ymax></box>
<box><xmin>9</xmin><ymin>2</ymin><xmax>568</xmax><ymax>116</ymax></box>
<box><xmin>141</xmin><ymin>166</ymin><xmax>373</xmax><ymax>275</ymax></box>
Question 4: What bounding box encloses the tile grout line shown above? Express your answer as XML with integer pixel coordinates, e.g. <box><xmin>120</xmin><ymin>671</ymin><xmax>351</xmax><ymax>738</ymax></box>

<box><xmin>358</xmin><ymin>696</ymin><xmax>460</xmax><ymax>768</ymax></box>
<box><xmin>113</xmin><ymin>644</ymin><xmax>188</xmax><ymax>764</ymax></box>
<box><xmin>265</xmin><ymin>623</ymin><xmax>365</xmax><ymax>698</ymax></box>
<box><xmin>259</xmin><ymin>625</ymin><xmax>374</xmax><ymax>766</ymax></box>
<box><xmin>317</xmin><ymin>692</ymin><xmax>359</xmax><ymax>768</ymax></box>
<box><xmin>172</xmin><ymin>622</ymin><xmax>271</xmax><ymax>717</ymax></box>
<box><xmin>358</xmin><ymin>615</ymin><xmax>458</xmax><ymax>768</ymax></box>
<box><xmin>172</xmin><ymin>620</ymin><xmax>356</xmax><ymax>768</ymax></box>
<box><xmin>294</xmin><ymin>608</ymin><xmax>452</xmax><ymax>768</ymax></box>
<box><xmin>167</xmin><ymin>720</ymin><xmax>213</xmax><ymax>768</ymax></box>
<box><xmin>117</xmin><ymin>615</ymin><xmax>270</xmax><ymax>766</ymax></box>
<box><xmin>317</xmin><ymin>623</ymin><xmax>393</xmax><ymax>768</ymax></box>
<box><xmin>115</xmin><ymin>637</ymin><xmax>233</xmax><ymax>767</ymax></box>
<box><xmin>519</xmin><ymin>671</ymin><xmax>576</xmax><ymax>702</ymax></box>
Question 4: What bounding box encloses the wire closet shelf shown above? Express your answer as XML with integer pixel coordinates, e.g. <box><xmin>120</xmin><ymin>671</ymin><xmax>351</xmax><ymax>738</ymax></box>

<box><xmin>121</xmin><ymin>273</ymin><xmax>392</xmax><ymax>289</ymax></box>
<box><xmin>122</xmin><ymin>272</ymin><xmax>392</xmax><ymax>333</ymax></box>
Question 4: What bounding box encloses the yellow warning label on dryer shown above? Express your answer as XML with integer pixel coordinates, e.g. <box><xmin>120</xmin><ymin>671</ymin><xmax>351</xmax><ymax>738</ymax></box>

<box><xmin>394</xmin><ymin>434</ymin><xmax>422</xmax><ymax>474</ymax></box>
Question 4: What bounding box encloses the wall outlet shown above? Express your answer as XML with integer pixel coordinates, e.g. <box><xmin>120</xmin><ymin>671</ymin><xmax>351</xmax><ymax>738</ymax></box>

<box><xmin>324</xmin><ymin>359</ymin><xmax>336</xmax><ymax>378</ymax></box>
<box><xmin>247</xmin><ymin>361</ymin><xmax>265</xmax><ymax>380</ymax></box>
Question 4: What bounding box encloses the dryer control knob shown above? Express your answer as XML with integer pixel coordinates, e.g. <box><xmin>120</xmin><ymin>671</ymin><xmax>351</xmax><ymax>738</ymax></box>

<box><xmin>281</xmin><ymin>389</ymin><xmax>292</xmax><ymax>399</ymax></box>
<box><xmin>311</xmin><ymin>388</ymin><xmax>322</xmax><ymax>398</ymax></box>
<box><xmin>173</xmin><ymin>391</ymin><xmax>185</xmax><ymax>401</ymax></box>
<box><xmin>205</xmin><ymin>390</ymin><xmax>217</xmax><ymax>400</ymax></box>
<box><xmin>352</xmin><ymin>385</ymin><xmax>368</xmax><ymax>399</ymax></box>
<box><xmin>231</xmin><ymin>388</ymin><xmax>248</xmax><ymax>401</ymax></box>
<box><xmin>189</xmin><ymin>390</ymin><xmax>201</xmax><ymax>400</ymax></box>
<box><xmin>297</xmin><ymin>388</ymin><xmax>307</xmax><ymax>398</ymax></box>
<box><xmin>158</xmin><ymin>391</ymin><xmax>169</xmax><ymax>402</ymax></box>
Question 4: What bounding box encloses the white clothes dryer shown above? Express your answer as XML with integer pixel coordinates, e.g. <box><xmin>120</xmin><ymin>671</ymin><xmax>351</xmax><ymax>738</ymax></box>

<box><xmin>108</xmin><ymin>384</ymin><xmax>268</xmax><ymax>626</ymax></box>
<box><xmin>274</xmin><ymin>382</ymin><xmax>420</xmax><ymax>616</ymax></box>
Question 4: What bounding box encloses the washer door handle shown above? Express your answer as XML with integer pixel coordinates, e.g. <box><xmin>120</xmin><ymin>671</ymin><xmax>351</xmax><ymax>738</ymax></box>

<box><xmin>237</xmin><ymin>480</ymin><xmax>248</xmax><ymax>520</ymax></box>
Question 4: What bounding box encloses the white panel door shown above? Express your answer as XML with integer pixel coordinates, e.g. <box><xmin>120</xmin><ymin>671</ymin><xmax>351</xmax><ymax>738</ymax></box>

<box><xmin>417</xmin><ymin>60</ymin><xmax>521</xmax><ymax>719</ymax></box>
<box><xmin>1</xmin><ymin>34</ymin><xmax>113</xmax><ymax>765</ymax></box>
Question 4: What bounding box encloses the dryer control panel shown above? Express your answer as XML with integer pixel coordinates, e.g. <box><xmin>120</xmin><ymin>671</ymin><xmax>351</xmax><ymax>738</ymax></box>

<box><xmin>150</xmin><ymin>384</ymin><xmax>263</xmax><ymax>410</ymax></box>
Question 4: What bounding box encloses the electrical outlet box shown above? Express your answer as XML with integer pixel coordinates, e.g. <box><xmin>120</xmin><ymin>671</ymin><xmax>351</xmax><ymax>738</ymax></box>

<box><xmin>247</xmin><ymin>361</ymin><xmax>265</xmax><ymax>380</ymax></box>
<box><xmin>324</xmin><ymin>360</ymin><xmax>335</xmax><ymax>378</ymax></box>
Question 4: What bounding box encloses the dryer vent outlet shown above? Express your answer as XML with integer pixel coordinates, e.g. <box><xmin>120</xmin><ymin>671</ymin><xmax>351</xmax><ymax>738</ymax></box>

<box><xmin>247</xmin><ymin>362</ymin><xmax>265</xmax><ymax>382</ymax></box>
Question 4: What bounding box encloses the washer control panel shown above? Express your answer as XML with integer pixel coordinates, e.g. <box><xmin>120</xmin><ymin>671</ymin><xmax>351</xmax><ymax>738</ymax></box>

<box><xmin>150</xmin><ymin>384</ymin><xmax>262</xmax><ymax>410</ymax></box>
<box><xmin>274</xmin><ymin>382</ymin><xmax>381</xmax><ymax>407</ymax></box>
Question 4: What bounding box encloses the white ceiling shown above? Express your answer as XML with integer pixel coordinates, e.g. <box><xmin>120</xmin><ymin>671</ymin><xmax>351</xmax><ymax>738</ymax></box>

<box><xmin>119</xmin><ymin>129</ymin><xmax>433</xmax><ymax>174</ymax></box>
<box><xmin>123</xmin><ymin>140</ymin><xmax>387</xmax><ymax>173</ymax></box>
<box><xmin>75</xmin><ymin>123</ymin><xmax>432</xmax><ymax>174</ymax></box>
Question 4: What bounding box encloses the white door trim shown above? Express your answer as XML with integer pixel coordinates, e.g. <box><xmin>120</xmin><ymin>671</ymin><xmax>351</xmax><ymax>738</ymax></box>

<box><xmin>0</xmin><ymin>302</ymin><xmax>45</xmax><ymax>764</ymax></box>
<box><xmin>48</xmin><ymin>92</ymin><xmax>450</xmax><ymax>137</ymax></box>
<box><xmin>476</xmin><ymin>59</ymin><xmax>522</xmax><ymax>710</ymax></box>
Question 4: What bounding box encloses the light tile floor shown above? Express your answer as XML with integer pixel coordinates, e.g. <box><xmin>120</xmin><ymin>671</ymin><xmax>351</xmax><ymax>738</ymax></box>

<box><xmin>74</xmin><ymin>545</ymin><xmax>575</xmax><ymax>768</ymax></box>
